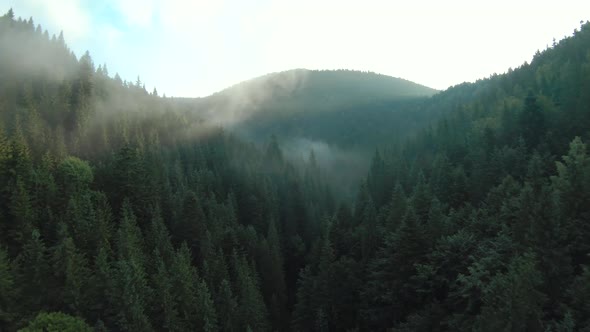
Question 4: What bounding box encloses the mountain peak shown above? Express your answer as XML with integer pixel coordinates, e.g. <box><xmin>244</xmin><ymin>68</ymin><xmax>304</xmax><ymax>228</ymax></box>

<box><xmin>213</xmin><ymin>69</ymin><xmax>437</xmax><ymax>100</ymax></box>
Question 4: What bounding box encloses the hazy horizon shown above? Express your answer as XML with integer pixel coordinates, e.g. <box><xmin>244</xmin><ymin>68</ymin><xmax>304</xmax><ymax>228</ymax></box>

<box><xmin>1</xmin><ymin>0</ymin><xmax>589</xmax><ymax>97</ymax></box>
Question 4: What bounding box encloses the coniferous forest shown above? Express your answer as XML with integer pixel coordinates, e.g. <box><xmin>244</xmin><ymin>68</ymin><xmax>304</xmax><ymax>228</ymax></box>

<box><xmin>2</xmin><ymin>8</ymin><xmax>590</xmax><ymax>331</ymax></box>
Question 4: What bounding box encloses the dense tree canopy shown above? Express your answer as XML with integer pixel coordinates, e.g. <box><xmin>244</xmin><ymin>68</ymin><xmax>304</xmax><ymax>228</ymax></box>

<box><xmin>2</xmin><ymin>9</ymin><xmax>590</xmax><ymax>332</ymax></box>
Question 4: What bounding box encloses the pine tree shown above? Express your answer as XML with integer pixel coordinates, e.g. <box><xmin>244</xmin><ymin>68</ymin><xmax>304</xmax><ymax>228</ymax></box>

<box><xmin>51</xmin><ymin>223</ymin><xmax>91</xmax><ymax>314</ymax></box>
<box><xmin>360</xmin><ymin>195</ymin><xmax>379</xmax><ymax>262</ymax></box>
<box><xmin>145</xmin><ymin>205</ymin><xmax>174</xmax><ymax>268</ymax></box>
<box><xmin>56</xmin><ymin>156</ymin><xmax>93</xmax><ymax>199</ymax></box>
<box><xmin>475</xmin><ymin>253</ymin><xmax>545</xmax><ymax>331</ymax></box>
<box><xmin>292</xmin><ymin>266</ymin><xmax>316</xmax><ymax>331</ymax></box>
<box><xmin>93</xmin><ymin>192</ymin><xmax>114</xmax><ymax>256</ymax></box>
<box><xmin>4</xmin><ymin>8</ymin><xmax>14</xmax><ymax>19</ymax></box>
<box><xmin>170</xmin><ymin>242</ymin><xmax>200</xmax><ymax>331</ymax></box>
<box><xmin>257</xmin><ymin>219</ymin><xmax>287</xmax><ymax>328</ymax></box>
<box><xmin>195</xmin><ymin>279</ymin><xmax>218</xmax><ymax>332</ymax></box>
<box><xmin>551</xmin><ymin>137</ymin><xmax>590</xmax><ymax>267</ymax></box>
<box><xmin>203</xmin><ymin>248</ymin><xmax>230</xmax><ymax>293</ymax></box>
<box><xmin>409</xmin><ymin>172</ymin><xmax>433</xmax><ymax>223</ymax></box>
<box><xmin>315</xmin><ymin>236</ymin><xmax>335</xmax><ymax>326</ymax></box>
<box><xmin>518</xmin><ymin>92</ymin><xmax>545</xmax><ymax>148</ymax></box>
<box><xmin>449</xmin><ymin>166</ymin><xmax>468</xmax><ymax>208</ymax></box>
<box><xmin>89</xmin><ymin>247</ymin><xmax>115</xmax><ymax>325</ymax></box>
<box><xmin>233</xmin><ymin>252</ymin><xmax>269</xmax><ymax>331</ymax></box>
<box><xmin>431</xmin><ymin>153</ymin><xmax>453</xmax><ymax>201</ymax></box>
<box><xmin>329</xmin><ymin>256</ymin><xmax>362</xmax><ymax>331</ymax></box>
<box><xmin>8</xmin><ymin>177</ymin><xmax>35</xmax><ymax>251</ymax></box>
<box><xmin>386</xmin><ymin>182</ymin><xmax>407</xmax><ymax>231</ymax></box>
<box><xmin>0</xmin><ymin>248</ymin><xmax>15</xmax><ymax>330</ymax></box>
<box><xmin>265</xmin><ymin>135</ymin><xmax>283</xmax><ymax>166</ymax></box>
<box><xmin>15</xmin><ymin>229</ymin><xmax>50</xmax><ymax>314</ymax></box>
<box><xmin>367</xmin><ymin>149</ymin><xmax>388</xmax><ymax>206</ymax></box>
<box><xmin>113</xmin><ymin>258</ymin><xmax>154</xmax><ymax>331</ymax></box>
<box><xmin>362</xmin><ymin>206</ymin><xmax>428</xmax><ymax>328</ymax></box>
<box><xmin>174</xmin><ymin>191</ymin><xmax>207</xmax><ymax>258</ymax></box>
<box><xmin>215</xmin><ymin>279</ymin><xmax>238</xmax><ymax>332</ymax></box>
<box><xmin>19</xmin><ymin>312</ymin><xmax>93</xmax><ymax>332</ymax></box>
<box><xmin>113</xmin><ymin>201</ymin><xmax>153</xmax><ymax>331</ymax></box>
<box><xmin>151</xmin><ymin>251</ymin><xmax>180</xmax><ymax>332</ymax></box>
<box><xmin>111</xmin><ymin>145</ymin><xmax>149</xmax><ymax>220</ymax></box>
<box><xmin>116</xmin><ymin>200</ymin><xmax>145</xmax><ymax>263</ymax></box>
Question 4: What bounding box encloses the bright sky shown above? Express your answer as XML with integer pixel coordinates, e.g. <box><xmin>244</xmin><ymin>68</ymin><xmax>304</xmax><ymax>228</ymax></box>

<box><xmin>1</xmin><ymin>0</ymin><xmax>589</xmax><ymax>97</ymax></box>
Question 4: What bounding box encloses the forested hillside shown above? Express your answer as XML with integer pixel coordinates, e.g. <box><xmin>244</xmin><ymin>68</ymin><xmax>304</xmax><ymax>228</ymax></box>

<box><xmin>195</xmin><ymin>69</ymin><xmax>439</xmax><ymax>149</ymax></box>
<box><xmin>2</xmin><ymin>7</ymin><xmax>590</xmax><ymax>332</ymax></box>
<box><xmin>305</xmin><ymin>21</ymin><xmax>590</xmax><ymax>331</ymax></box>
<box><xmin>191</xmin><ymin>69</ymin><xmax>440</xmax><ymax>200</ymax></box>
<box><xmin>0</xmin><ymin>10</ymin><xmax>333</xmax><ymax>331</ymax></box>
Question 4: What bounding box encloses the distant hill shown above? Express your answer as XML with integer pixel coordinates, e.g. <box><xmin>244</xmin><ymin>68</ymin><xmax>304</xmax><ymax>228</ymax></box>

<box><xmin>192</xmin><ymin>69</ymin><xmax>438</xmax><ymax>148</ymax></box>
<box><xmin>6</xmin><ymin>7</ymin><xmax>590</xmax><ymax>332</ymax></box>
<box><xmin>207</xmin><ymin>69</ymin><xmax>437</xmax><ymax>109</ymax></box>
<box><xmin>186</xmin><ymin>70</ymin><xmax>438</xmax><ymax>194</ymax></box>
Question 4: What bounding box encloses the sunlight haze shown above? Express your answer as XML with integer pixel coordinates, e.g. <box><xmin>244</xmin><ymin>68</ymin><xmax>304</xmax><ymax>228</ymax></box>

<box><xmin>1</xmin><ymin>0</ymin><xmax>588</xmax><ymax>97</ymax></box>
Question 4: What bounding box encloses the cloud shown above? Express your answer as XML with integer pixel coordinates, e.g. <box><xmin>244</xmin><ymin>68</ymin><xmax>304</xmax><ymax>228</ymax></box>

<box><xmin>282</xmin><ymin>137</ymin><xmax>370</xmax><ymax>200</ymax></box>
<box><xmin>112</xmin><ymin>0</ymin><xmax>155</xmax><ymax>28</ymax></box>
<box><xmin>100</xmin><ymin>24</ymin><xmax>123</xmax><ymax>48</ymax></box>
<box><xmin>111</xmin><ymin>0</ymin><xmax>225</xmax><ymax>30</ymax></box>
<box><xmin>157</xmin><ymin>0</ymin><xmax>226</xmax><ymax>32</ymax></box>
<box><xmin>4</xmin><ymin>0</ymin><xmax>590</xmax><ymax>97</ymax></box>
<box><xmin>11</xmin><ymin>0</ymin><xmax>91</xmax><ymax>41</ymax></box>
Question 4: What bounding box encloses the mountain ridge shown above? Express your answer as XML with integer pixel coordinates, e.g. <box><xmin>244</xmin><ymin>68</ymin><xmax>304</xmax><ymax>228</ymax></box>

<box><xmin>189</xmin><ymin>68</ymin><xmax>439</xmax><ymax>149</ymax></box>
<box><xmin>198</xmin><ymin>68</ymin><xmax>437</xmax><ymax>114</ymax></box>
<box><xmin>208</xmin><ymin>68</ymin><xmax>438</xmax><ymax>98</ymax></box>
<box><xmin>4</xmin><ymin>8</ymin><xmax>590</xmax><ymax>331</ymax></box>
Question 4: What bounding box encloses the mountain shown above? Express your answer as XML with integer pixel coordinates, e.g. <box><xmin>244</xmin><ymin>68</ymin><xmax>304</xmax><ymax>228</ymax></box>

<box><xmin>194</xmin><ymin>69</ymin><xmax>438</xmax><ymax>147</ymax></box>
<box><xmin>188</xmin><ymin>70</ymin><xmax>439</xmax><ymax>196</ymax></box>
<box><xmin>0</xmin><ymin>11</ymin><xmax>335</xmax><ymax>331</ymax></box>
<box><xmin>4</xmin><ymin>7</ymin><xmax>590</xmax><ymax>332</ymax></box>
<box><xmin>335</xmin><ymin>21</ymin><xmax>590</xmax><ymax>330</ymax></box>
<box><xmin>204</xmin><ymin>68</ymin><xmax>437</xmax><ymax>112</ymax></box>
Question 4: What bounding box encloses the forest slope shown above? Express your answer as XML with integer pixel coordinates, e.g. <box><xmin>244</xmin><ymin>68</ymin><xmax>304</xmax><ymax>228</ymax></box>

<box><xmin>192</xmin><ymin>69</ymin><xmax>437</xmax><ymax>147</ymax></box>
<box><xmin>3</xmin><ymin>7</ymin><xmax>590</xmax><ymax>332</ymax></box>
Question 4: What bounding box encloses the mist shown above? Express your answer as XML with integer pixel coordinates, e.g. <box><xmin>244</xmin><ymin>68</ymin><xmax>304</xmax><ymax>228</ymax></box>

<box><xmin>196</xmin><ymin>69</ymin><xmax>310</xmax><ymax>128</ymax></box>
<box><xmin>282</xmin><ymin>137</ymin><xmax>371</xmax><ymax>200</ymax></box>
<box><xmin>0</xmin><ymin>21</ymin><xmax>77</xmax><ymax>82</ymax></box>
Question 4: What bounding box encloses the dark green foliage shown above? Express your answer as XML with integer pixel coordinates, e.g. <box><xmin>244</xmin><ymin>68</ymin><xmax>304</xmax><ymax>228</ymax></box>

<box><xmin>386</xmin><ymin>182</ymin><xmax>407</xmax><ymax>231</ymax></box>
<box><xmin>3</xmin><ymin>10</ymin><xmax>590</xmax><ymax>332</ymax></box>
<box><xmin>112</xmin><ymin>201</ymin><xmax>153</xmax><ymax>331</ymax></box>
<box><xmin>151</xmin><ymin>251</ymin><xmax>180</xmax><ymax>331</ymax></box>
<box><xmin>474</xmin><ymin>253</ymin><xmax>545</xmax><ymax>331</ymax></box>
<box><xmin>0</xmin><ymin>248</ymin><xmax>16</xmax><ymax>330</ymax></box>
<box><xmin>15</xmin><ymin>229</ymin><xmax>50</xmax><ymax>316</ymax></box>
<box><xmin>519</xmin><ymin>92</ymin><xmax>546</xmax><ymax>148</ymax></box>
<box><xmin>362</xmin><ymin>207</ymin><xmax>429</xmax><ymax>328</ymax></box>
<box><xmin>232</xmin><ymin>252</ymin><xmax>270</xmax><ymax>331</ymax></box>
<box><xmin>56</xmin><ymin>157</ymin><xmax>92</xmax><ymax>197</ymax></box>
<box><xmin>215</xmin><ymin>279</ymin><xmax>238</xmax><ymax>332</ymax></box>
<box><xmin>286</xmin><ymin>21</ymin><xmax>590</xmax><ymax>332</ymax></box>
<box><xmin>18</xmin><ymin>312</ymin><xmax>92</xmax><ymax>332</ymax></box>
<box><xmin>8</xmin><ymin>178</ymin><xmax>35</xmax><ymax>253</ymax></box>
<box><xmin>170</xmin><ymin>242</ymin><xmax>205</xmax><ymax>331</ymax></box>
<box><xmin>291</xmin><ymin>266</ymin><xmax>316</xmax><ymax>331</ymax></box>
<box><xmin>201</xmin><ymin>69</ymin><xmax>437</xmax><ymax>146</ymax></box>
<box><xmin>50</xmin><ymin>224</ymin><xmax>91</xmax><ymax>314</ymax></box>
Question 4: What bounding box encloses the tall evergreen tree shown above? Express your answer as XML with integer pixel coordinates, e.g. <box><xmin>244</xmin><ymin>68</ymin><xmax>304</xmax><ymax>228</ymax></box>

<box><xmin>232</xmin><ymin>252</ymin><xmax>269</xmax><ymax>331</ymax></box>
<box><xmin>0</xmin><ymin>248</ymin><xmax>15</xmax><ymax>330</ymax></box>
<box><xmin>15</xmin><ymin>229</ymin><xmax>50</xmax><ymax>315</ymax></box>
<box><xmin>215</xmin><ymin>279</ymin><xmax>238</xmax><ymax>332</ymax></box>
<box><xmin>518</xmin><ymin>92</ymin><xmax>545</xmax><ymax>149</ymax></box>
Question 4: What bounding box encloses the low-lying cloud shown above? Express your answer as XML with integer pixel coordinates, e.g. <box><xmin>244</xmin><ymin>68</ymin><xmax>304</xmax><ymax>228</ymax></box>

<box><xmin>283</xmin><ymin>137</ymin><xmax>371</xmax><ymax>200</ymax></box>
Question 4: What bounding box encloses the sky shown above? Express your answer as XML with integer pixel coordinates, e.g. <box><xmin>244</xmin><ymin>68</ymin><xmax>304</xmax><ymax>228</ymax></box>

<box><xmin>1</xmin><ymin>0</ymin><xmax>589</xmax><ymax>97</ymax></box>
